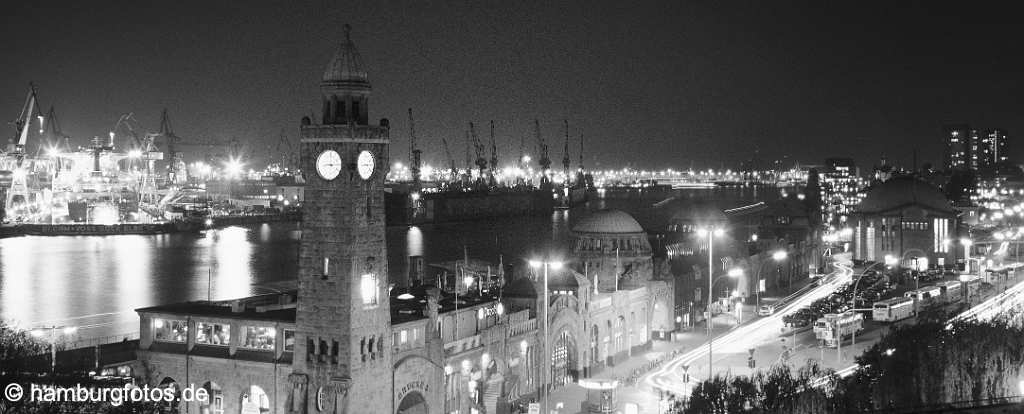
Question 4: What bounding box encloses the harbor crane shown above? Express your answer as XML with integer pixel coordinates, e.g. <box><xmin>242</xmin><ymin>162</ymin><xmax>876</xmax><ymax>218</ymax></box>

<box><xmin>4</xmin><ymin>84</ymin><xmax>45</xmax><ymax>214</ymax></box>
<box><xmin>273</xmin><ymin>129</ymin><xmax>297</xmax><ymax>171</ymax></box>
<box><xmin>43</xmin><ymin>106</ymin><xmax>71</xmax><ymax>152</ymax></box>
<box><xmin>441</xmin><ymin>136</ymin><xmax>457</xmax><ymax>183</ymax></box>
<box><xmin>407</xmin><ymin>108</ymin><xmax>421</xmax><ymax>188</ymax></box>
<box><xmin>7</xmin><ymin>83</ymin><xmax>43</xmax><ymax>164</ymax></box>
<box><xmin>534</xmin><ymin>119</ymin><xmax>551</xmax><ymax>187</ymax></box>
<box><xmin>562</xmin><ymin>119</ymin><xmax>571</xmax><ymax>181</ymax></box>
<box><xmin>488</xmin><ymin>120</ymin><xmax>498</xmax><ymax>186</ymax></box>
<box><xmin>469</xmin><ymin>122</ymin><xmax>487</xmax><ymax>185</ymax></box>
<box><xmin>157</xmin><ymin>109</ymin><xmax>243</xmax><ymax>183</ymax></box>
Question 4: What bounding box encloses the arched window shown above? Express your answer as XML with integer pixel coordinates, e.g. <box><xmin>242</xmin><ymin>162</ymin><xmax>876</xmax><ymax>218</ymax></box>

<box><xmin>201</xmin><ymin>381</ymin><xmax>223</xmax><ymax>414</ymax></box>
<box><xmin>241</xmin><ymin>385</ymin><xmax>270</xmax><ymax>414</ymax></box>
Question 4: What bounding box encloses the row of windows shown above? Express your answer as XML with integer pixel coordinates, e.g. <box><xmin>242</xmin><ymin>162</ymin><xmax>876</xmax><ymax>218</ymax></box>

<box><xmin>575</xmin><ymin>237</ymin><xmax>646</xmax><ymax>253</ymax></box>
<box><xmin>153</xmin><ymin>319</ymin><xmax>291</xmax><ymax>352</ymax></box>
<box><xmin>901</xmin><ymin>221</ymin><xmax>929</xmax><ymax>230</ymax></box>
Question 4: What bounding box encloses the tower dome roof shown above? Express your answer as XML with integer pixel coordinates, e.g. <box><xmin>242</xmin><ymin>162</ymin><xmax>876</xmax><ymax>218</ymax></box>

<box><xmin>322</xmin><ymin>25</ymin><xmax>368</xmax><ymax>84</ymax></box>
<box><xmin>573</xmin><ymin>209</ymin><xmax>645</xmax><ymax>234</ymax></box>
<box><xmin>858</xmin><ymin>176</ymin><xmax>954</xmax><ymax>214</ymax></box>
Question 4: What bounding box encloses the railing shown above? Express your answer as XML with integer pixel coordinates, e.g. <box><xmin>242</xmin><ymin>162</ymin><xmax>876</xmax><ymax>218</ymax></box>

<box><xmin>444</xmin><ymin>334</ymin><xmax>483</xmax><ymax>355</ymax></box>
<box><xmin>62</xmin><ymin>332</ymin><xmax>140</xmax><ymax>350</ymax></box>
<box><xmin>508</xmin><ymin>318</ymin><xmax>536</xmax><ymax>337</ymax></box>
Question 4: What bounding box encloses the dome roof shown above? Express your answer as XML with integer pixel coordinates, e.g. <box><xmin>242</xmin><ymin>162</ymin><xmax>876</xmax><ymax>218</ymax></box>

<box><xmin>322</xmin><ymin>25</ymin><xmax>368</xmax><ymax>84</ymax></box>
<box><xmin>573</xmin><ymin>209</ymin><xmax>644</xmax><ymax>234</ymax></box>
<box><xmin>858</xmin><ymin>176</ymin><xmax>954</xmax><ymax>214</ymax></box>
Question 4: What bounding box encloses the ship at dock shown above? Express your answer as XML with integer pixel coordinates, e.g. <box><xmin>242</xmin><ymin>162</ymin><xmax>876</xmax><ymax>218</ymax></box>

<box><xmin>0</xmin><ymin>85</ymin><xmax>302</xmax><ymax>237</ymax></box>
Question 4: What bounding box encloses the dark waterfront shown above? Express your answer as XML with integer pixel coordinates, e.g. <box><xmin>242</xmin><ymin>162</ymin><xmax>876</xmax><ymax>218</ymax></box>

<box><xmin>0</xmin><ymin>186</ymin><xmax>784</xmax><ymax>341</ymax></box>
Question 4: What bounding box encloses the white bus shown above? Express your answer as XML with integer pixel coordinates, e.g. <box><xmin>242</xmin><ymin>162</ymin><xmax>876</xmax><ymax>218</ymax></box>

<box><xmin>813</xmin><ymin>312</ymin><xmax>864</xmax><ymax>347</ymax></box>
<box><xmin>936</xmin><ymin>280</ymin><xmax>963</xmax><ymax>304</ymax></box>
<box><xmin>904</xmin><ymin>285</ymin><xmax>942</xmax><ymax>308</ymax></box>
<box><xmin>872</xmin><ymin>296</ymin><xmax>914</xmax><ymax>322</ymax></box>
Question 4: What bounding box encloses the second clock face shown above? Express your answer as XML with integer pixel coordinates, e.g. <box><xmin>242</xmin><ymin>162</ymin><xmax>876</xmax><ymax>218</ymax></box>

<box><xmin>357</xmin><ymin>150</ymin><xmax>375</xmax><ymax>180</ymax></box>
<box><xmin>316</xmin><ymin>150</ymin><xmax>342</xmax><ymax>180</ymax></box>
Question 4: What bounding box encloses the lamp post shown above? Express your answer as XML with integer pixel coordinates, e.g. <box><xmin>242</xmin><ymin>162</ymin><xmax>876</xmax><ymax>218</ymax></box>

<box><xmin>31</xmin><ymin>325</ymin><xmax>77</xmax><ymax>373</ymax></box>
<box><xmin>754</xmin><ymin>250</ymin><xmax>788</xmax><ymax>311</ymax></box>
<box><xmin>702</xmin><ymin>269</ymin><xmax>742</xmax><ymax>380</ymax></box>
<box><xmin>849</xmin><ymin>262</ymin><xmax>886</xmax><ymax>347</ymax></box>
<box><xmin>961</xmin><ymin>238</ymin><xmax>973</xmax><ymax>274</ymax></box>
<box><xmin>529</xmin><ymin>259</ymin><xmax>563</xmax><ymax>414</ymax></box>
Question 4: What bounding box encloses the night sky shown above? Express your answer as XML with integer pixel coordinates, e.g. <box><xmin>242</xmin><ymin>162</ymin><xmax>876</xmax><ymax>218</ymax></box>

<box><xmin>1</xmin><ymin>1</ymin><xmax>1021</xmax><ymax>171</ymax></box>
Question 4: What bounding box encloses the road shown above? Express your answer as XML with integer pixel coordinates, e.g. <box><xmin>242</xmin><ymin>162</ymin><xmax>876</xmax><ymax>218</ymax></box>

<box><xmin>644</xmin><ymin>260</ymin><xmax>856</xmax><ymax>396</ymax></box>
<box><xmin>646</xmin><ymin>261</ymin><xmax>1024</xmax><ymax>399</ymax></box>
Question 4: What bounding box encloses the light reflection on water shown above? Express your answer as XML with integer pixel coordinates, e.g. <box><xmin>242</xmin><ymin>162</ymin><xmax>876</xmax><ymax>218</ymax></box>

<box><xmin>0</xmin><ymin>223</ymin><xmax>301</xmax><ymax>339</ymax></box>
<box><xmin>0</xmin><ymin>187</ymin><xmax>780</xmax><ymax>341</ymax></box>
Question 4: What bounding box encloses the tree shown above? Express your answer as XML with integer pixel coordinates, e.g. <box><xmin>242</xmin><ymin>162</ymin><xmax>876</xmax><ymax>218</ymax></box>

<box><xmin>0</xmin><ymin>322</ymin><xmax>164</xmax><ymax>414</ymax></box>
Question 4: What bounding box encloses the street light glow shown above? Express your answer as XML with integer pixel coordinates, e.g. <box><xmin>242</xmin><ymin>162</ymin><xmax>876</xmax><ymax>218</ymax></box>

<box><xmin>772</xmin><ymin>250</ymin><xmax>787</xmax><ymax>261</ymax></box>
<box><xmin>727</xmin><ymin>268</ymin><xmax>743</xmax><ymax>277</ymax></box>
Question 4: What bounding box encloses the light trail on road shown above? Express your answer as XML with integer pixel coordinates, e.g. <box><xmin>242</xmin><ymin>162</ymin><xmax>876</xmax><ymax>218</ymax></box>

<box><xmin>644</xmin><ymin>261</ymin><xmax>856</xmax><ymax>396</ymax></box>
<box><xmin>814</xmin><ymin>268</ymin><xmax>1024</xmax><ymax>390</ymax></box>
<box><xmin>950</xmin><ymin>269</ymin><xmax>1024</xmax><ymax>325</ymax></box>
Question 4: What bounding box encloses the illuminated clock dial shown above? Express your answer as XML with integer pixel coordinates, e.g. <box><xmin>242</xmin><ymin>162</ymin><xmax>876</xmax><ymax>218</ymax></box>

<box><xmin>357</xmin><ymin>150</ymin><xmax>375</xmax><ymax>180</ymax></box>
<box><xmin>316</xmin><ymin>150</ymin><xmax>342</xmax><ymax>180</ymax></box>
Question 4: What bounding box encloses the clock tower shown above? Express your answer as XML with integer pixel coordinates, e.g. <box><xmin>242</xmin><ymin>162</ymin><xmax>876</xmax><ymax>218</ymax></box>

<box><xmin>291</xmin><ymin>25</ymin><xmax>393</xmax><ymax>414</ymax></box>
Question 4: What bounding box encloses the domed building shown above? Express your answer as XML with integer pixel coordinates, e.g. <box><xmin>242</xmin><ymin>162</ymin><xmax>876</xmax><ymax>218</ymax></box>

<box><xmin>852</xmin><ymin>176</ymin><xmax>958</xmax><ymax>268</ymax></box>
<box><xmin>502</xmin><ymin>209</ymin><xmax>674</xmax><ymax>392</ymax></box>
<box><xmin>573</xmin><ymin>209</ymin><xmax>654</xmax><ymax>291</ymax></box>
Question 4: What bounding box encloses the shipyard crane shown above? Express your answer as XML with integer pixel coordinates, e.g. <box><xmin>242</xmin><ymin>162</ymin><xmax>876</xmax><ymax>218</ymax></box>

<box><xmin>534</xmin><ymin>119</ymin><xmax>551</xmax><ymax>187</ymax></box>
<box><xmin>407</xmin><ymin>108</ymin><xmax>422</xmax><ymax>188</ymax></box>
<box><xmin>157</xmin><ymin>109</ymin><xmax>244</xmax><ymax>184</ymax></box>
<box><xmin>273</xmin><ymin>130</ymin><xmax>297</xmax><ymax>171</ymax></box>
<box><xmin>7</xmin><ymin>84</ymin><xmax>43</xmax><ymax>163</ymax></box>
<box><xmin>441</xmin><ymin>136</ymin><xmax>457</xmax><ymax>183</ymax></box>
<box><xmin>3</xmin><ymin>84</ymin><xmax>44</xmax><ymax>214</ymax></box>
<box><xmin>112</xmin><ymin>113</ymin><xmax>158</xmax><ymax>153</ymax></box>
<box><xmin>43</xmin><ymin>106</ymin><xmax>71</xmax><ymax>151</ymax></box>
<box><xmin>469</xmin><ymin>122</ymin><xmax>487</xmax><ymax>185</ymax></box>
<box><xmin>562</xmin><ymin>119</ymin><xmax>571</xmax><ymax>181</ymax></box>
<box><xmin>156</xmin><ymin>109</ymin><xmax>187</xmax><ymax>183</ymax></box>
<box><xmin>488</xmin><ymin>120</ymin><xmax>498</xmax><ymax>186</ymax></box>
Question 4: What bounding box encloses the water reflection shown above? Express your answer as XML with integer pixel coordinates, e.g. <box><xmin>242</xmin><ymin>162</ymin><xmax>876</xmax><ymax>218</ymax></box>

<box><xmin>212</xmin><ymin>227</ymin><xmax>253</xmax><ymax>299</ymax></box>
<box><xmin>0</xmin><ymin>188</ymin><xmax>773</xmax><ymax>341</ymax></box>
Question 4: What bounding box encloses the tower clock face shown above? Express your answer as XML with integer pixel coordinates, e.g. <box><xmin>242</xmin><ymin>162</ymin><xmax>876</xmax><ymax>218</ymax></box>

<box><xmin>357</xmin><ymin>150</ymin><xmax>375</xmax><ymax>180</ymax></box>
<box><xmin>316</xmin><ymin>150</ymin><xmax>342</xmax><ymax>180</ymax></box>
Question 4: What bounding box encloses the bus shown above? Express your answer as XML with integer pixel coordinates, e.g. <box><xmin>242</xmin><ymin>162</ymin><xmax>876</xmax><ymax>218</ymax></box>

<box><xmin>936</xmin><ymin>280</ymin><xmax>963</xmax><ymax>304</ymax></box>
<box><xmin>813</xmin><ymin>312</ymin><xmax>864</xmax><ymax>347</ymax></box>
<box><xmin>872</xmin><ymin>297</ymin><xmax>914</xmax><ymax>322</ymax></box>
<box><xmin>904</xmin><ymin>285</ymin><xmax>942</xmax><ymax>308</ymax></box>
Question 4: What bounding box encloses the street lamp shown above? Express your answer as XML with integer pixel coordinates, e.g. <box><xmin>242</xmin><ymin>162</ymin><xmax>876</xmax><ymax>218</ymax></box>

<box><xmin>961</xmin><ymin>238</ymin><xmax>973</xmax><ymax>273</ymax></box>
<box><xmin>703</xmin><ymin>268</ymin><xmax>741</xmax><ymax>380</ymax></box>
<box><xmin>754</xmin><ymin>250</ymin><xmax>788</xmax><ymax>311</ymax></box>
<box><xmin>529</xmin><ymin>258</ymin><xmax>563</xmax><ymax>414</ymax></box>
<box><xmin>850</xmin><ymin>261</ymin><xmax>886</xmax><ymax>347</ymax></box>
<box><xmin>31</xmin><ymin>325</ymin><xmax>77</xmax><ymax>373</ymax></box>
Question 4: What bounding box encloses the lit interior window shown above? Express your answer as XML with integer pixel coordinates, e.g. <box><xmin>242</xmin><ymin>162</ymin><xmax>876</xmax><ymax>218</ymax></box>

<box><xmin>196</xmin><ymin>322</ymin><xmax>230</xmax><ymax>346</ymax></box>
<box><xmin>240</xmin><ymin>326</ymin><xmax>277</xmax><ymax>351</ymax></box>
<box><xmin>153</xmin><ymin>319</ymin><xmax>188</xmax><ymax>343</ymax></box>
<box><xmin>361</xmin><ymin>273</ymin><xmax>378</xmax><ymax>305</ymax></box>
